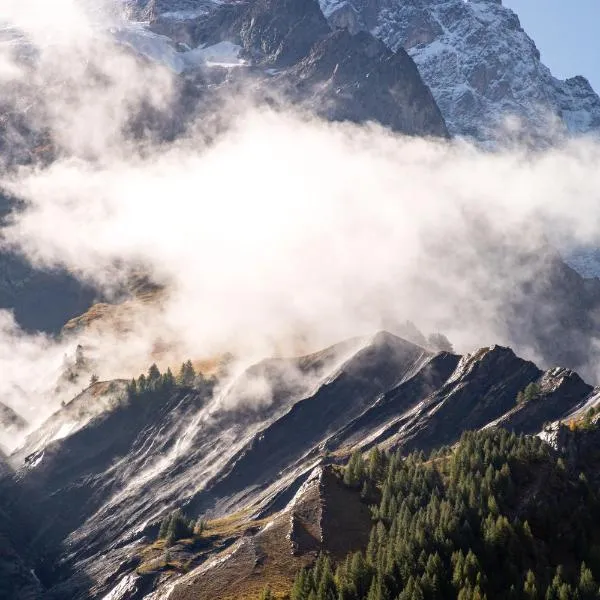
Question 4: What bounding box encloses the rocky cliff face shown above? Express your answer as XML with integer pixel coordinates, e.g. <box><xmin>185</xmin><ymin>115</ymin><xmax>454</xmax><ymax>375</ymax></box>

<box><xmin>319</xmin><ymin>0</ymin><xmax>600</xmax><ymax>140</ymax></box>
<box><xmin>3</xmin><ymin>331</ymin><xmax>595</xmax><ymax>598</ymax></box>
<box><xmin>145</xmin><ymin>0</ymin><xmax>449</xmax><ymax>136</ymax></box>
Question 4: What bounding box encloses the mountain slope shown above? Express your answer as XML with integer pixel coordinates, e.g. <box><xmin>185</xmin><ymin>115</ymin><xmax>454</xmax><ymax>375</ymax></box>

<box><xmin>319</xmin><ymin>0</ymin><xmax>600</xmax><ymax>140</ymax></box>
<box><xmin>0</xmin><ymin>456</ymin><xmax>43</xmax><ymax>600</ymax></box>
<box><xmin>4</xmin><ymin>331</ymin><xmax>595</xmax><ymax>598</ymax></box>
<box><xmin>147</xmin><ymin>0</ymin><xmax>449</xmax><ymax>136</ymax></box>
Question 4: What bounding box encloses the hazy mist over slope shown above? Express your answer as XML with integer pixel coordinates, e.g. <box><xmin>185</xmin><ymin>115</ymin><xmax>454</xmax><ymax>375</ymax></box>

<box><xmin>2</xmin><ymin>0</ymin><xmax>600</xmax><ymax>448</ymax></box>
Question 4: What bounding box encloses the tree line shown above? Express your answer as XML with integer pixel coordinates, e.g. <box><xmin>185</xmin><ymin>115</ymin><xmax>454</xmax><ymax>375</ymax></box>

<box><xmin>127</xmin><ymin>360</ymin><xmax>204</xmax><ymax>398</ymax></box>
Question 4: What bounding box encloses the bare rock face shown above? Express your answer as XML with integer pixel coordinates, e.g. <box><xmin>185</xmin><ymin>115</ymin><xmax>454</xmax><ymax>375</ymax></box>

<box><xmin>148</xmin><ymin>0</ymin><xmax>449</xmax><ymax>137</ymax></box>
<box><xmin>491</xmin><ymin>368</ymin><xmax>593</xmax><ymax>435</ymax></box>
<box><xmin>318</xmin><ymin>0</ymin><xmax>600</xmax><ymax>140</ymax></box>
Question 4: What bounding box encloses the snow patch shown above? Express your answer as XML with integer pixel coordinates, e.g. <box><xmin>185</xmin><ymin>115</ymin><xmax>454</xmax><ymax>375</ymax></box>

<box><xmin>111</xmin><ymin>23</ymin><xmax>185</xmax><ymax>73</ymax></box>
<box><xmin>183</xmin><ymin>41</ymin><xmax>245</xmax><ymax>68</ymax></box>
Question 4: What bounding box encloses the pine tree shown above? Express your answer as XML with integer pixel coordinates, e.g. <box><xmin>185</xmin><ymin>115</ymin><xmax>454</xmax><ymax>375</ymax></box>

<box><xmin>523</xmin><ymin>382</ymin><xmax>540</xmax><ymax>402</ymax></box>
<box><xmin>259</xmin><ymin>586</ymin><xmax>275</xmax><ymax>600</ymax></box>
<box><xmin>344</xmin><ymin>451</ymin><xmax>364</xmax><ymax>488</ymax></box>
<box><xmin>523</xmin><ymin>570</ymin><xmax>537</xmax><ymax>599</ymax></box>
<box><xmin>194</xmin><ymin>518</ymin><xmax>206</xmax><ymax>536</ymax></box>
<box><xmin>367</xmin><ymin>446</ymin><xmax>384</xmax><ymax>482</ymax></box>
<box><xmin>162</xmin><ymin>368</ymin><xmax>175</xmax><ymax>390</ymax></box>
<box><xmin>127</xmin><ymin>378</ymin><xmax>138</xmax><ymax>397</ymax></box>
<box><xmin>148</xmin><ymin>363</ymin><xmax>161</xmax><ymax>384</ymax></box>
<box><xmin>177</xmin><ymin>360</ymin><xmax>196</xmax><ymax>387</ymax></box>
<box><xmin>578</xmin><ymin>562</ymin><xmax>597</xmax><ymax>600</ymax></box>
<box><xmin>291</xmin><ymin>569</ymin><xmax>312</xmax><ymax>600</ymax></box>
<box><xmin>158</xmin><ymin>514</ymin><xmax>171</xmax><ymax>539</ymax></box>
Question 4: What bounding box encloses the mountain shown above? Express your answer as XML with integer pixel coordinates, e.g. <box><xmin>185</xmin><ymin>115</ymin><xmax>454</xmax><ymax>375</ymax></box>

<box><xmin>142</xmin><ymin>0</ymin><xmax>449</xmax><ymax>137</ymax></box>
<box><xmin>3</xmin><ymin>331</ymin><xmax>596</xmax><ymax>598</ymax></box>
<box><xmin>318</xmin><ymin>0</ymin><xmax>600</xmax><ymax>140</ymax></box>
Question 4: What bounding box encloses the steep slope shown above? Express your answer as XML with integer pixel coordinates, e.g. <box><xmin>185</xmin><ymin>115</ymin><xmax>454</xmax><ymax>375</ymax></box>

<box><xmin>145</xmin><ymin>0</ymin><xmax>449</xmax><ymax>136</ymax></box>
<box><xmin>153</xmin><ymin>465</ymin><xmax>371</xmax><ymax>600</ymax></box>
<box><xmin>319</xmin><ymin>0</ymin><xmax>600</xmax><ymax>140</ymax></box>
<box><xmin>6</xmin><ymin>331</ymin><xmax>595</xmax><ymax>598</ymax></box>
<box><xmin>0</xmin><ymin>456</ymin><xmax>43</xmax><ymax>600</ymax></box>
<box><xmin>490</xmin><ymin>367</ymin><xmax>592</xmax><ymax>434</ymax></box>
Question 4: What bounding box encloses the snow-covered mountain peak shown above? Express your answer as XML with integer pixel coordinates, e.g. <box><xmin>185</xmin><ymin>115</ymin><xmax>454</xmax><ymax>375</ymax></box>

<box><xmin>320</xmin><ymin>0</ymin><xmax>600</xmax><ymax>140</ymax></box>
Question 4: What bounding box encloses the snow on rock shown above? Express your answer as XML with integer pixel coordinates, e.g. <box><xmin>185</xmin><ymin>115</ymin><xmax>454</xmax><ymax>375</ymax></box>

<box><xmin>318</xmin><ymin>0</ymin><xmax>600</xmax><ymax>141</ymax></box>
<box><xmin>112</xmin><ymin>24</ymin><xmax>245</xmax><ymax>72</ymax></box>
<box><xmin>183</xmin><ymin>41</ymin><xmax>245</xmax><ymax>68</ymax></box>
<box><xmin>111</xmin><ymin>22</ymin><xmax>186</xmax><ymax>72</ymax></box>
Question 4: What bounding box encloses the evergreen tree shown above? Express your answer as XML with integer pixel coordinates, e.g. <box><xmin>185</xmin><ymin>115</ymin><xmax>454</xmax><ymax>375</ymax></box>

<box><xmin>177</xmin><ymin>360</ymin><xmax>196</xmax><ymax>387</ymax></box>
<box><xmin>524</xmin><ymin>570</ymin><xmax>538</xmax><ymax>600</ymax></box>
<box><xmin>127</xmin><ymin>378</ymin><xmax>138</xmax><ymax>397</ymax></box>
<box><xmin>286</xmin><ymin>429</ymin><xmax>600</xmax><ymax>600</ymax></box>
<box><xmin>344</xmin><ymin>451</ymin><xmax>365</xmax><ymax>488</ymax></box>
<box><xmin>148</xmin><ymin>363</ymin><xmax>161</xmax><ymax>386</ymax></box>
<box><xmin>259</xmin><ymin>586</ymin><xmax>275</xmax><ymax>600</ymax></box>
<box><xmin>162</xmin><ymin>368</ymin><xmax>175</xmax><ymax>390</ymax></box>
<box><xmin>523</xmin><ymin>382</ymin><xmax>540</xmax><ymax>402</ymax></box>
<box><xmin>578</xmin><ymin>562</ymin><xmax>597</xmax><ymax>600</ymax></box>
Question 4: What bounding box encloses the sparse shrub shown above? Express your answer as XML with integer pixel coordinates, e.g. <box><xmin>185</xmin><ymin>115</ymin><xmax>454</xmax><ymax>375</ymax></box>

<box><xmin>193</xmin><ymin>518</ymin><xmax>207</xmax><ymax>536</ymax></box>
<box><xmin>259</xmin><ymin>586</ymin><xmax>275</xmax><ymax>600</ymax></box>
<box><xmin>158</xmin><ymin>509</ymin><xmax>195</xmax><ymax>546</ymax></box>
<box><xmin>516</xmin><ymin>382</ymin><xmax>541</xmax><ymax>404</ymax></box>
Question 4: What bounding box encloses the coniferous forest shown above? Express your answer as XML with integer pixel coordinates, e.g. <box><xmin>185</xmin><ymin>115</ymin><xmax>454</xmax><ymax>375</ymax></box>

<box><xmin>288</xmin><ymin>430</ymin><xmax>600</xmax><ymax>600</ymax></box>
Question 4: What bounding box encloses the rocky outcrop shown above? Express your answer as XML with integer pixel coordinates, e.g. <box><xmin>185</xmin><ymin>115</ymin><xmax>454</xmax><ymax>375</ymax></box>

<box><xmin>162</xmin><ymin>465</ymin><xmax>370</xmax><ymax>600</ymax></box>
<box><xmin>319</xmin><ymin>0</ymin><xmax>600</xmax><ymax>140</ymax></box>
<box><xmin>491</xmin><ymin>368</ymin><xmax>593</xmax><ymax>435</ymax></box>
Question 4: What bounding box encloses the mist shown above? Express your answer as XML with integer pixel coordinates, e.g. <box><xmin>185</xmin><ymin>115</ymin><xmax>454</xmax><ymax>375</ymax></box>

<box><xmin>1</xmin><ymin>0</ymin><xmax>600</xmax><ymax>450</ymax></box>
